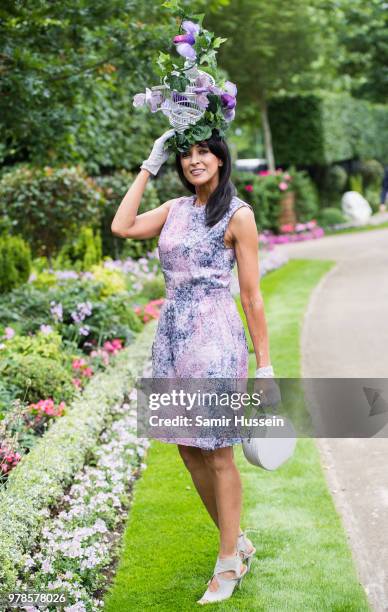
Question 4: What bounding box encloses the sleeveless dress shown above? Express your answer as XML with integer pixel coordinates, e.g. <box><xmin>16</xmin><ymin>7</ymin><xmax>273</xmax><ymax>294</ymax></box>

<box><xmin>151</xmin><ymin>194</ymin><xmax>253</xmax><ymax>450</ymax></box>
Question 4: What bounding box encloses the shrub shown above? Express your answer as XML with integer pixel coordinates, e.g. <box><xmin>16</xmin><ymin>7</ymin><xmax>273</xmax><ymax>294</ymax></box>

<box><xmin>84</xmin><ymin>294</ymin><xmax>143</xmax><ymax>346</ymax></box>
<box><xmin>317</xmin><ymin>208</ymin><xmax>346</xmax><ymax>227</ymax></box>
<box><xmin>55</xmin><ymin>227</ymin><xmax>102</xmax><ymax>272</ymax></box>
<box><xmin>96</xmin><ymin>170</ymin><xmax>160</xmax><ymax>260</ymax></box>
<box><xmin>233</xmin><ymin>168</ymin><xmax>318</xmax><ymax>232</ymax></box>
<box><xmin>139</xmin><ymin>276</ymin><xmax>166</xmax><ymax>301</ymax></box>
<box><xmin>0</xmin><ymin>280</ymin><xmax>97</xmax><ymax>336</ymax></box>
<box><xmin>359</xmin><ymin>159</ymin><xmax>384</xmax><ymax>188</ymax></box>
<box><xmin>0</xmin><ymin>330</ymin><xmax>67</xmax><ymax>365</ymax></box>
<box><xmin>349</xmin><ymin>174</ymin><xmax>363</xmax><ymax>193</ymax></box>
<box><xmin>289</xmin><ymin>168</ymin><xmax>319</xmax><ymax>222</ymax></box>
<box><xmin>1</xmin><ymin>354</ymin><xmax>75</xmax><ymax>404</ymax></box>
<box><xmin>327</xmin><ymin>165</ymin><xmax>348</xmax><ymax>193</ymax></box>
<box><xmin>0</xmin><ymin>380</ymin><xmax>20</xmax><ymax>418</ymax></box>
<box><xmin>0</xmin><ymin>165</ymin><xmax>103</xmax><ymax>261</ymax></box>
<box><xmin>88</xmin><ymin>264</ymin><xmax>128</xmax><ymax>297</ymax></box>
<box><xmin>364</xmin><ymin>186</ymin><xmax>381</xmax><ymax>213</ymax></box>
<box><xmin>0</xmin><ymin>235</ymin><xmax>32</xmax><ymax>294</ymax></box>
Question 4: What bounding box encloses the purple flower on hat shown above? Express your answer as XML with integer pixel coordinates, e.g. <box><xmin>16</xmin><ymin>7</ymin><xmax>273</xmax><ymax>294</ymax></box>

<box><xmin>144</xmin><ymin>88</ymin><xmax>163</xmax><ymax>112</ymax></box>
<box><xmin>173</xmin><ymin>34</ymin><xmax>196</xmax><ymax>46</ymax></box>
<box><xmin>133</xmin><ymin>93</ymin><xmax>146</xmax><ymax>108</ymax></box>
<box><xmin>195</xmin><ymin>73</ymin><xmax>213</xmax><ymax>90</ymax></box>
<box><xmin>224</xmin><ymin>81</ymin><xmax>237</xmax><ymax>97</ymax></box>
<box><xmin>223</xmin><ymin>108</ymin><xmax>236</xmax><ymax>122</ymax></box>
<box><xmin>173</xmin><ymin>20</ymin><xmax>200</xmax><ymax>60</ymax></box>
<box><xmin>221</xmin><ymin>93</ymin><xmax>236</xmax><ymax>109</ymax></box>
<box><xmin>182</xmin><ymin>20</ymin><xmax>200</xmax><ymax>37</ymax></box>
<box><xmin>220</xmin><ymin>81</ymin><xmax>237</xmax><ymax>121</ymax></box>
<box><xmin>196</xmin><ymin>93</ymin><xmax>210</xmax><ymax>109</ymax></box>
<box><xmin>175</xmin><ymin>43</ymin><xmax>196</xmax><ymax>60</ymax></box>
<box><xmin>208</xmin><ymin>85</ymin><xmax>222</xmax><ymax>96</ymax></box>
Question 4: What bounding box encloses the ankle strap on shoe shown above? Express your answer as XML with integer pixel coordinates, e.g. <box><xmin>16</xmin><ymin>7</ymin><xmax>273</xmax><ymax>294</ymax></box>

<box><xmin>213</xmin><ymin>553</ymin><xmax>240</xmax><ymax>576</ymax></box>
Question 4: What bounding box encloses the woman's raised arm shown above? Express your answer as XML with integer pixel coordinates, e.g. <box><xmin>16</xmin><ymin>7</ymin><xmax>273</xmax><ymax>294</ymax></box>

<box><xmin>111</xmin><ymin>129</ymin><xmax>176</xmax><ymax>239</ymax></box>
<box><xmin>111</xmin><ymin>168</ymin><xmax>174</xmax><ymax>239</ymax></box>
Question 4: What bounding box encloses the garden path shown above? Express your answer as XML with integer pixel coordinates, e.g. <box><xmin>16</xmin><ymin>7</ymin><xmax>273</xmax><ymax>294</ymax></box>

<box><xmin>275</xmin><ymin>226</ymin><xmax>388</xmax><ymax>611</ymax></box>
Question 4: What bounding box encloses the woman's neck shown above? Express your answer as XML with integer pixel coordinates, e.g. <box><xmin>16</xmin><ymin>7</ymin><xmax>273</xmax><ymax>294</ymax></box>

<box><xmin>195</xmin><ymin>177</ymin><xmax>219</xmax><ymax>205</ymax></box>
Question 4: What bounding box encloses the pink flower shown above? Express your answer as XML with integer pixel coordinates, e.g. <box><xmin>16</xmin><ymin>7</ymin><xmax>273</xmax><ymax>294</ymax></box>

<box><xmin>72</xmin><ymin>378</ymin><xmax>83</xmax><ymax>388</ymax></box>
<box><xmin>244</xmin><ymin>185</ymin><xmax>254</xmax><ymax>192</ymax></box>
<box><xmin>4</xmin><ymin>327</ymin><xmax>15</xmax><ymax>339</ymax></box>
<box><xmin>295</xmin><ymin>223</ymin><xmax>306</xmax><ymax>232</ymax></box>
<box><xmin>280</xmin><ymin>224</ymin><xmax>294</xmax><ymax>233</ymax></box>
<box><xmin>278</xmin><ymin>182</ymin><xmax>289</xmax><ymax>191</ymax></box>
<box><xmin>72</xmin><ymin>358</ymin><xmax>86</xmax><ymax>370</ymax></box>
<box><xmin>258</xmin><ymin>170</ymin><xmax>271</xmax><ymax>176</ymax></box>
<box><xmin>27</xmin><ymin>398</ymin><xmax>65</xmax><ymax>418</ymax></box>
<box><xmin>82</xmin><ymin>367</ymin><xmax>93</xmax><ymax>378</ymax></box>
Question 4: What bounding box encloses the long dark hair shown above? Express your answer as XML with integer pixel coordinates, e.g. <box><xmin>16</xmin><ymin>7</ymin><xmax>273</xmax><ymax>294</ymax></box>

<box><xmin>175</xmin><ymin>130</ymin><xmax>236</xmax><ymax>227</ymax></box>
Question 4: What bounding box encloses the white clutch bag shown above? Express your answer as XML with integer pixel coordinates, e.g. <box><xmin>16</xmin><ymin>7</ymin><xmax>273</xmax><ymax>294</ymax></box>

<box><xmin>242</xmin><ymin>367</ymin><xmax>297</xmax><ymax>471</ymax></box>
<box><xmin>242</xmin><ymin>417</ymin><xmax>297</xmax><ymax>470</ymax></box>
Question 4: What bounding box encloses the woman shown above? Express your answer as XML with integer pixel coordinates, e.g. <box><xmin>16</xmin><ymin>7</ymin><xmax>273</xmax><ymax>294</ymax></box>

<box><xmin>111</xmin><ymin>129</ymin><xmax>274</xmax><ymax>605</ymax></box>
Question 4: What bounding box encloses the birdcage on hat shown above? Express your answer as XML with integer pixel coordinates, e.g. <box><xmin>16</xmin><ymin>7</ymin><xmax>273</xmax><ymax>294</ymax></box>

<box><xmin>133</xmin><ymin>67</ymin><xmax>216</xmax><ymax>134</ymax></box>
<box><xmin>152</xmin><ymin>68</ymin><xmax>216</xmax><ymax>133</ymax></box>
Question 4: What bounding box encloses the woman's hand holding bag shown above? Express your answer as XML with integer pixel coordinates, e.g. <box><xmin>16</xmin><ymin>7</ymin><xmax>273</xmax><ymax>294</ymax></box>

<box><xmin>242</xmin><ymin>365</ymin><xmax>297</xmax><ymax>471</ymax></box>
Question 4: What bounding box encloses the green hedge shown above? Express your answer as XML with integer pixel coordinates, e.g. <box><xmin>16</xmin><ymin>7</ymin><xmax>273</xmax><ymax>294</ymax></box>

<box><xmin>0</xmin><ymin>235</ymin><xmax>32</xmax><ymax>294</ymax></box>
<box><xmin>269</xmin><ymin>92</ymin><xmax>388</xmax><ymax>165</ymax></box>
<box><xmin>0</xmin><ymin>319</ymin><xmax>156</xmax><ymax>591</ymax></box>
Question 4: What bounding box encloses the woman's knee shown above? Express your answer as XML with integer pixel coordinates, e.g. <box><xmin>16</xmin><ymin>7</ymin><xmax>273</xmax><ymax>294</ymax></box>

<box><xmin>177</xmin><ymin>445</ymin><xmax>204</xmax><ymax>473</ymax></box>
<box><xmin>201</xmin><ymin>447</ymin><xmax>236</xmax><ymax>474</ymax></box>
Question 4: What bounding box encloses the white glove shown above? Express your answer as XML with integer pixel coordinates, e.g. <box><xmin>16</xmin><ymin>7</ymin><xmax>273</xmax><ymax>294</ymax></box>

<box><xmin>140</xmin><ymin>129</ymin><xmax>176</xmax><ymax>176</ymax></box>
<box><xmin>254</xmin><ymin>365</ymin><xmax>281</xmax><ymax>409</ymax></box>
<box><xmin>255</xmin><ymin>365</ymin><xmax>275</xmax><ymax>378</ymax></box>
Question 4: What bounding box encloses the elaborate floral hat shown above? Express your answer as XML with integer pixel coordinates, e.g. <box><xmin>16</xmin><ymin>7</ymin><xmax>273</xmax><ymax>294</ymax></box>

<box><xmin>132</xmin><ymin>0</ymin><xmax>237</xmax><ymax>153</ymax></box>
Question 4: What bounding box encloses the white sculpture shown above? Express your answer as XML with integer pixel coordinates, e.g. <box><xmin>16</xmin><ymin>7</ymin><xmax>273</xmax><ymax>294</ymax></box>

<box><xmin>341</xmin><ymin>191</ymin><xmax>372</xmax><ymax>224</ymax></box>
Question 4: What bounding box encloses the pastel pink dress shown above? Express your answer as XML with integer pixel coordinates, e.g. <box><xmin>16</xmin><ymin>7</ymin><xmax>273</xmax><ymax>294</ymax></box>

<box><xmin>151</xmin><ymin>194</ymin><xmax>253</xmax><ymax>449</ymax></box>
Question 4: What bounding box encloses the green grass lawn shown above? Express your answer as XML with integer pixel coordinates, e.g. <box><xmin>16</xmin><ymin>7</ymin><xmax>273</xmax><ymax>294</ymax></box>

<box><xmin>104</xmin><ymin>259</ymin><xmax>370</xmax><ymax>612</ymax></box>
<box><xmin>323</xmin><ymin>220</ymin><xmax>388</xmax><ymax>236</ymax></box>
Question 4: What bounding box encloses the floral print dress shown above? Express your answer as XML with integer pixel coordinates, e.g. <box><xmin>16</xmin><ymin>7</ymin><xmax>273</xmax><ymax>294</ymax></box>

<box><xmin>151</xmin><ymin>194</ymin><xmax>253</xmax><ymax>450</ymax></box>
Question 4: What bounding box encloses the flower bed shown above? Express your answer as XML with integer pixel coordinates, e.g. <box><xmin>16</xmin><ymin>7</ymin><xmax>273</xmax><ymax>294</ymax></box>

<box><xmin>15</xmin><ymin>391</ymin><xmax>150</xmax><ymax>612</ymax></box>
<box><xmin>0</xmin><ymin>251</ymin><xmax>164</xmax><ymax>481</ymax></box>
<box><xmin>0</xmin><ymin>320</ymin><xmax>157</xmax><ymax>592</ymax></box>
<box><xmin>259</xmin><ymin>220</ymin><xmax>325</xmax><ymax>247</ymax></box>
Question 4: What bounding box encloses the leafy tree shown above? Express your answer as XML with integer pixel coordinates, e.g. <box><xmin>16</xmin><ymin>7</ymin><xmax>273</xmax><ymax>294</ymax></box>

<box><xmin>335</xmin><ymin>0</ymin><xmax>388</xmax><ymax>103</ymax></box>
<box><xmin>205</xmin><ymin>1</ymin><xmax>325</xmax><ymax>170</ymax></box>
<box><xmin>0</xmin><ymin>0</ymin><xmax>228</xmax><ymax>170</ymax></box>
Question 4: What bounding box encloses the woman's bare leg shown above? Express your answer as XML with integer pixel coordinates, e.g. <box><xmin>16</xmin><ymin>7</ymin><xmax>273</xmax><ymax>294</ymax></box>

<box><xmin>177</xmin><ymin>444</ymin><xmax>219</xmax><ymax>526</ymax></box>
<box><xmin>177</xmin><ymin>443</ymin><xmax>254</xmax><ymax>588</ymax></box>
<box><xmin>201</xmin><ymin>446</ymin><xmax>245</xmax><ymax>591</ymax></box>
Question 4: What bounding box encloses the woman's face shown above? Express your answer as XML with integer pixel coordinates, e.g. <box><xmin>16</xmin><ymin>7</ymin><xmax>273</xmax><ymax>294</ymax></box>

<box><xmin>180</xmin><ymin>143</ymin><xmax>223</xmax><ymax>186</ymax></box>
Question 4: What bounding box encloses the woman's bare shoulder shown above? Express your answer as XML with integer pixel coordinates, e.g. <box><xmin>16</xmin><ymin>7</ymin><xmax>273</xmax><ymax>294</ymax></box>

<box><xmin>163</xmin><ymin>194</ymin><xmax>191</xmax><ymax>211</ymax></box>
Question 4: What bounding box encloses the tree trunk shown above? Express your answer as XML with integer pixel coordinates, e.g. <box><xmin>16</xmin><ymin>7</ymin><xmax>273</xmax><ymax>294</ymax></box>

<box><xmin>259</xmin><ymin>96</ymin><xmax>275</xmax><ymax>173</ymax></box>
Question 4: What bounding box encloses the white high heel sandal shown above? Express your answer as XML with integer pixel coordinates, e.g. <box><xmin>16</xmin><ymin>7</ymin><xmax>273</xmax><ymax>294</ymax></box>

<box><xmin>238</xmin><ymin>532</ymin><xmax>256</xmax><ymax>571</ymax></box>
<box><xmin>197</xmin><ymin>552</ymin><xmax>247</xmax><ymax>605</ymax></box>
